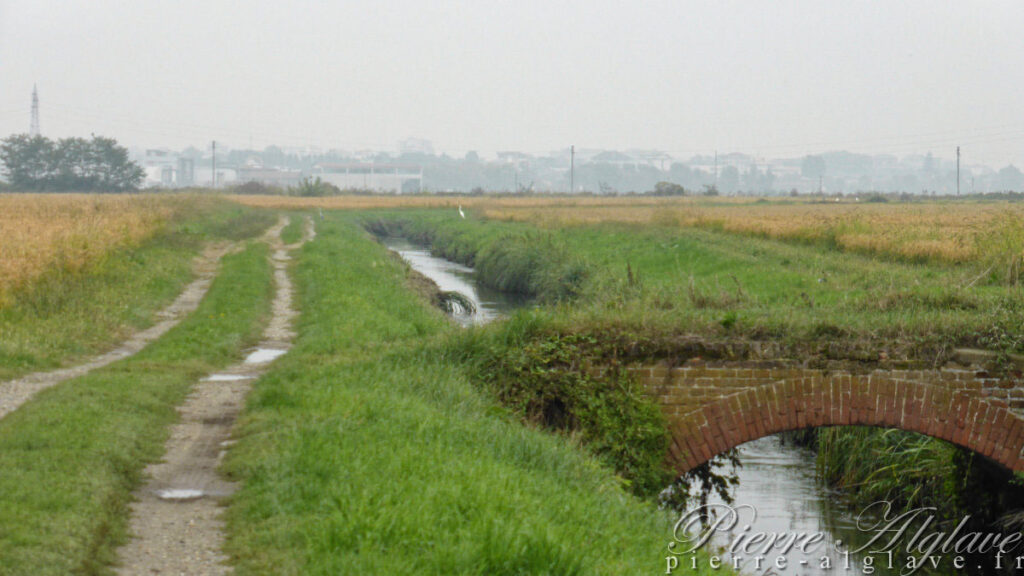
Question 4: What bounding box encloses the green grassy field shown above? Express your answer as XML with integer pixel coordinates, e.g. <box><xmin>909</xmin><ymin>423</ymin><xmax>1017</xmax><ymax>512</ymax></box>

<box><xmin>222</xmin><ymin>213</ymin><xmax>706</xmax><ymax>575</ymax></box>
<box><xmin>0</xmin><ymin>201</ymin><xmax>274</xmax><ymax>382</ymax></box>
<box><xmin>0</xmin><ymin>241</ymin><xmax>273</xmax><ymax>575</ymax></box>
<box><xmin>368</xmin><ymin>209</ymin><xmax>1024</xmax><ymax>361</ymax></box>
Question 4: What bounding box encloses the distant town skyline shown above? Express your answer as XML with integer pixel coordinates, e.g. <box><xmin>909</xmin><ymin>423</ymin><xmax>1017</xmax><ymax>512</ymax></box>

<box><xmin>130</xmin><ymin>138</ymin><xmax>1021</xmax><ymax>195</ymax></box>
<box><xmin>2</xmin><ymin>2</ymin><xmax>1023</xmax><ymax>167</ymax></box>
<box><xmin>128</xmin><ymin>137</ymin><xmax>1004</xmax><ymax>175</ymax></box>
<box><xmin>11</xmin><ymin>90</ymin><xmax>1019</xmax><ymax>173</ymax></box>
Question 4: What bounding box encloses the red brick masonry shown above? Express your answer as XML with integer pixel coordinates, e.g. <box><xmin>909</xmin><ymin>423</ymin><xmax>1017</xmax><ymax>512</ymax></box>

<box><xmin>625</xmin><ymin>362</ymin><xmax>1024</xmax><ymax>474</ymax></box>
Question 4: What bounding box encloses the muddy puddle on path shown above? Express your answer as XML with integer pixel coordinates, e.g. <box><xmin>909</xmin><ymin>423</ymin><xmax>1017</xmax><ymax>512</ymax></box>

<box><xmin>202</xmin><ymin>374</ymin><xmax>253</xmax><ymax>382</ymax></box>
<box><xmin>244</xmin><ymin>347</ymin><xmax>288</xmax><ymax>364</ymax></box>
<box><xmin>156</xmin><ymin>488</ymin><xmax>205</xmax><ymax>501</ymax></box>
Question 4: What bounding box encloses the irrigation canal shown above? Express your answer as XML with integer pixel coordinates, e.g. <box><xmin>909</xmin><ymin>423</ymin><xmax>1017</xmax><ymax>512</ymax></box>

<box><xmin>386</xmin><ymin>237</ymin><xmax>993</xmax><ymax>576</ymax></box>
<box><xmin>384</xmin><ymin>237</ymin><xmax>525</xmax><ymax>326</ymax></box>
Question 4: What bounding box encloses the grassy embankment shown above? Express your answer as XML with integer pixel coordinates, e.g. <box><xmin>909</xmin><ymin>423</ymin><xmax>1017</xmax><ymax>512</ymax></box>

<box><xmin>0</xmin><ymin>238</ymin><xmax>274</xmax><ymax>575</ymax></box>
<box><xmin>362</xmin><ymin>208</ymin><xmax>1024</xmax><ymax>518</ymax></box>
<box><xmin>0</xmin><ymin>195</ymin><xmax>275</xmax><ymax>382</ymax></box>
<box><xmin>222</xmin><ymin>213</ymin><xmax>708</xmax><ymax>575</ymax></box>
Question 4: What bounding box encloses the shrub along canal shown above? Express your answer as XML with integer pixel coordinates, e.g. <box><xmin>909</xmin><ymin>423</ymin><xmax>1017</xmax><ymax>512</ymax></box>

<box><xmin>388</xmin><ymin>237</ymin><xmax>1002</xmax><ymax>576</ymax></box>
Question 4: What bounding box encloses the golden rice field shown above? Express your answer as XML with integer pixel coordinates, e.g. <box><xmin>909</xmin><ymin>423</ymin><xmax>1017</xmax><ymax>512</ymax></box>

<box><xmin>230</xmin><ymin>194</ymin><xmax>1024</xmax><ymax>266</ymax></box>
<box><xmin>0</xmin><ymin>194</ymin><xmax>183</xmax><ymax>307</ymax></box>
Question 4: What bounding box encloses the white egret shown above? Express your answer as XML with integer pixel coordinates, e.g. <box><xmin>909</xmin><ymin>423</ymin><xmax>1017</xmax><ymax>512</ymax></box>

<box><xmin>458</xmin><ymin>204</ymin><xmax>465</xmax><ymax>219</ymax></box>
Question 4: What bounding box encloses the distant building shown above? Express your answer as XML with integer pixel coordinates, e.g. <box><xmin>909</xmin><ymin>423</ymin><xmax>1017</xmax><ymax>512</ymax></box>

<box><xmin>236</xmin><ymin>166</ymin><xmax>303</xmax><ymax>188</ymax></box>
<box><xmin>688</xmin><ymin>152</ymin><xmax>757</xmax><ymax>181</ymax></box>
<box><xmin>350</xmin><ymin>149</ymin><xmax>379</xmax><ymax>162</ymax></box>
<box><xmin>576</xmin><ymin>149</ymin><xmax>674</xmax><ymax>170</ymax></box>
<box><xmin>193</xmin><ymin>166</ymin><xmax>237</xmax><ymax>187</ymax></box>
<box><xmin>141</xmin><ymin>149</ymin><xmax>180</xmax><ymax>187</ymax></box>
<box><xmin>496</xmin><ymin>151</ymin><xmax>532</xmax><ymax>168</ymax></box>
<box><xmin>177</xmin><ymin>158</ymin><xmax>195</xmax><ymax>186</ymax></box>
<box><xmin>279</xmin><ymin>145</ymin><xmax>324</xmax><ymax>158</ymax></box>
<box><xmin>398</xmin><ymin>138</ymin><xmax>434</xmax><ymax>156</ymax></box>
<box><xmin>314</xmin><ymin>162</ymin><xmax>423</xmax><ymax>194</ymax></box>
<box><xmin>625</xmin><ymin>149</ymin><xmax>673</xmax><ymax>170</ymax></box>
<box><xmin>590</xmin><ymin>150</ymin><xmax>636</xmax><ymax>167</ymax></box>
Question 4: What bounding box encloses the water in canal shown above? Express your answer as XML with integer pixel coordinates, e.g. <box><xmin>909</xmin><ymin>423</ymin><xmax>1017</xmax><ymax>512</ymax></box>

<box><xmin>387</xmin><ymin>238</ymin><xmax>996</xmax><ymax>576</ymax></box>
<box><xmin>383</xmin><ymin>237</ymin><xmax>526</xmax><ymax>326</ymax></box>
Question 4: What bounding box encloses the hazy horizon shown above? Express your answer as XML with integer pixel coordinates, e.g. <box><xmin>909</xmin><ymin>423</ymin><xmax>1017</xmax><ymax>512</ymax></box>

<box><xmin>2</xmin><ymin>1</ymin><xmax>1023</xmax><ymax>167</ymax></box>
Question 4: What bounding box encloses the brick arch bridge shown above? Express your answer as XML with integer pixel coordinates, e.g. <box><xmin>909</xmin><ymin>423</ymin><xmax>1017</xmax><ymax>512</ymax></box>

<box><xmin>626</xmin><ymin>358</ymin><xmax>1024</xmax><ymax>474</ymax></box>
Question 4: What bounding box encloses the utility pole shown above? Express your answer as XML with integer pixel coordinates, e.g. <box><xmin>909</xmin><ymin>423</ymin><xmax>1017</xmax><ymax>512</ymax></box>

<box><xmin>956</xmin><ymin>146</ymin><xmax>961</xmax><ymax>196</ymax></box>
<box><xmin>211</xmin><ymin>140</ymin><xmax>217</xmax><ymax>189</ymax></box>
<box><xmin>30</xmin><ymin>85</ymin><xmax>40</xmax><ymax>137</ymax></box>
<box><xmin>570</xmin><ymin>145</ymin><xmax>575</xmax><ymax>193</ymax></box>
<box><xmin>714</xmin><ymin>150</ymin><xmax>718</xmax><ymax>189</ymax></box>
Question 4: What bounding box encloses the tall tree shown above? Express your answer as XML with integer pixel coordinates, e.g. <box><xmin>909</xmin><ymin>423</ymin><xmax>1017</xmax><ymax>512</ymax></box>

<box><xmin>0</xmin><ymin>134</ymin><xmax>143</xmax><ymax>191</ymax></box>
<box><xmin>53</xmin><ymin>137</ymin><xmax>96</xmax><ymax>190</ymax></box>
<box><xmin>90</xmin><ymin>136</ymin><xmax>144</xmax><ymax>191</ymax></box>
<box><xmin>0</xmin><ymin>134</ymin><xmax>55</xmax><ymax>189</ymax></box>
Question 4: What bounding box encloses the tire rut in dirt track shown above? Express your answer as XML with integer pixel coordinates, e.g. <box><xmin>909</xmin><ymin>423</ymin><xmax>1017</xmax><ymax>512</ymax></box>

<box><xmin>114</xmin><ymin>215</ymin><xmax>313</xmax><ymax>576</ymax></box>
<box><xmin>0</xmin><ymin>240</ymin><xmax>241</xmax><ymax>421</ymax></box>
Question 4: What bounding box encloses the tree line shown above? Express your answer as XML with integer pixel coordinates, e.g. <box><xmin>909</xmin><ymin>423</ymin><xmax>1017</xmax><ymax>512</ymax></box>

<box><xmin>0</xmin><ymin>134</ymin><xmax>144</xmax><ymax>192</ymax></box>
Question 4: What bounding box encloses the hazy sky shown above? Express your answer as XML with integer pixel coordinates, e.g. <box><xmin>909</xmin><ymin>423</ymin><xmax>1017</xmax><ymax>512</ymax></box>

<box><xmin>2</xmin><ymin>1</ymin><xmax>1023</xmax><ymax>165</ymax></box>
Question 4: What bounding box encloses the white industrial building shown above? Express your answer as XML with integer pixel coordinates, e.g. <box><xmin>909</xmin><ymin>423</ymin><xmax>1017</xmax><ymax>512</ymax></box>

<box><xmin>314</xmin><ymin>163</ymin><xmax>423</xmax><ymax>194</ymax></box>
<box><xmin>139</xmin><ymin>149</ymin><xmax>198</xmax><ymax>188</ymax></box>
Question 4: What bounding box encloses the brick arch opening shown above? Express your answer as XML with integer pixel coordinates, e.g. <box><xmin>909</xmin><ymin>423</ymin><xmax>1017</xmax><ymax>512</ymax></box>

<box><xmin>649</xmin><ymin>372</ymin><xmax>1024</xmax><ymax>475</ymax></box>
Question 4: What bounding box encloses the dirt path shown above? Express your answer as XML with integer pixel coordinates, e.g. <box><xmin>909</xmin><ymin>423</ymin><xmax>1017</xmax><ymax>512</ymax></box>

<box><xmin>0</xmin><ymin>241</ymin><xmax>238</xmax><ymax>421</ymax></box>
<box><xmin>114</xmin><ymin>215</ymin><xmax>313</xmax><ymax>575</ymax></box>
